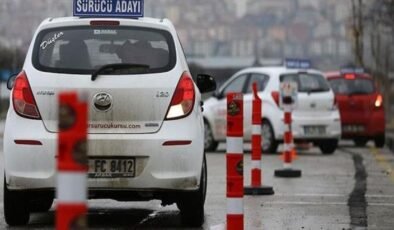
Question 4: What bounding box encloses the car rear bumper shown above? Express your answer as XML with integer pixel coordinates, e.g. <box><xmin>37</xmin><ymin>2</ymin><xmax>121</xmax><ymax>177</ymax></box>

<box><xmin>4</xmin><ymin>110</ymin><xmax>204</xmax><ymax>192</ymax></box>
<box><xmin>341</xmin><ymin>110</ymin><xmax>385</xmax><ymax>139</ymax></box>
<box><xmin>275</xmin><ymin>111</ymin><xmax>341</xmax><ymax>140</ymax></box>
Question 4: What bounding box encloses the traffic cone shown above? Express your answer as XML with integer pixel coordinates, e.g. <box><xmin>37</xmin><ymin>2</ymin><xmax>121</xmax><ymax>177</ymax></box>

<box><xmin>244</xmin><ymin>82</ymin><xmax>274</xmax><ymax>195</ymax></box>
<box><xmin>274</xmin><ymin>109</ymin><xmax>301</xmax><ymax>178</ymax></box>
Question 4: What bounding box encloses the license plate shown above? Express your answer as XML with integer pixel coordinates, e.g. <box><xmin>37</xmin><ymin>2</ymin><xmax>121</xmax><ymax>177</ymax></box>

<box><xmin>343</xmin><ymin>125</ymin><xmax>365</xmax><ymax>133</ymax></box>
<box><xmin>304</xmin><ymin>126</ymin><xmax>326</xmax><ymax>136</ymax></box>
<box><xmin>88</xmin><ymin>158</ymin><xmax>135</xmax><ymax>178</ymax></box>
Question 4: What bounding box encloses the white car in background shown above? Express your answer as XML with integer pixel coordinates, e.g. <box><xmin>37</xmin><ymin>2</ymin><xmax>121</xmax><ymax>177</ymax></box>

<box><xmin>3</xmin><ymin>16</ymin><xmax>216</xmax><ymax>227</ymax></box>
<box><xmin>203</xmin><ymin>66</ymin><xmax>341</xmax><ymax>154</ymax></box>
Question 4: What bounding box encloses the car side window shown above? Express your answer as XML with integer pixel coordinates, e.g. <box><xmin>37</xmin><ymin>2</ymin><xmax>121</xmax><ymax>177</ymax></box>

<box><xmin>246</xmin><ymin>73</ymin><xmax>269</xmax><ymax>93</ymax></box>
<box><xmin>222</xmin><ymin>74</ymin><xmax>248</xmax><ymax>96</ymax></box>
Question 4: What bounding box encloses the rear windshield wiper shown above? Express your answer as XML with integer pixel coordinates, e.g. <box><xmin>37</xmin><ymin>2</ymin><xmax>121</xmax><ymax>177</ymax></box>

<box><xmin>91</xmin><ymin>63</ymin><xmax>150</xmax><ymax>81</ymax></box>
<box><xmin>302</xmin><ymin>88</ymin><xmax>329</xmax><ymax>94</ymax></box>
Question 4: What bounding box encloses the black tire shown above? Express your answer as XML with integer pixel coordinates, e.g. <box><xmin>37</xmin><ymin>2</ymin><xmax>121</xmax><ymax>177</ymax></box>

<box><xmin>261</xmin><ymin>120</ymin><xmax>278</xmax><ymax>153</ymax></box>
<box><xmin>354</xmin><ymin>138</ymin><xmax>368</xmax><ymax>147</ymax></box>
<box><xmin>29</xmin><ymin>197</ymin><xmax>54</xmax><ymax>212</ymax></box>
<box><xmin>177</xmin><ymin>155</ymin><xmax>207</xmax><ymax>227</ymax></box>
<box><xmin>374</xmin><ymin>134</ymin><xmax>385</xmax><ymax>148</ymax></box>
<box><xmin>319</xmin><ymin>139</ymin><xmax>338</xmax><ymax>155</ymax></box>
<box><xmin>204</xmin><ymin>120</ymin><xmax>218</xmax><ymax>152</ymax></box>
<box><xmin>3</xmin><ymin>178</ymin><xmax>30</xmax><ymax>226</ymax></box>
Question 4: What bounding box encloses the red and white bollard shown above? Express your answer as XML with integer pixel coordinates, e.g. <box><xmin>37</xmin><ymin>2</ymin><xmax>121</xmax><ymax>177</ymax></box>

<box><xmin>244</xmin><ymin>82</ymin><xmax>274</xmax><ymax>195</ymax></box>
<box><xmin>274</xmin><ymin>108</ymin><xmax>301</xmax><ymax>177</ymax></box>
<box><xmin>226</xmin><ymin>93</ymin><xmax>244</xmax><ymax>230</ymax></box>
<box><xmin>56</xmin><ymin>92</ymin><xmax>88</xmax><ymax>230</ymax></box>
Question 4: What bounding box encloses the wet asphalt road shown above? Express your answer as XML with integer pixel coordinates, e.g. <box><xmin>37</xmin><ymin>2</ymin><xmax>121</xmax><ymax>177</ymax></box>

<box><xmin>0</xmin><ymin>140</ymin><xmax>394</xmax><ymax>229</ymax></box>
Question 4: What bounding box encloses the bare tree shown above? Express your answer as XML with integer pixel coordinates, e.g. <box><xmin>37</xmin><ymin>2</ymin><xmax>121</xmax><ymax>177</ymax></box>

<box><xmin>351</xmin><ymin>0</ymin><xmax>364</xmax><ymax>67</ymax></box>
<box><xmin>366</xmin><ymin>0</ymin><xmax>394</xmax><ymax>117</ymax></box>
<box><xmin>367</xmin><ymin>1</ymin><xmax>394</xmax><ymax>75</ymax></box>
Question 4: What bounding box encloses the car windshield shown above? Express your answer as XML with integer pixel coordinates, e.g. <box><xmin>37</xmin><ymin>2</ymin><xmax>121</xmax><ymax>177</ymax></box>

<box><xmin>33</xmin><ymin>26</ymin><xmax>176</xmax><ymax>74</ymax></box>
<box><xmin>328</xmin><ymin>78</ymin><xmax>375</xmax><ymax>95</ymax></box>
<box><xmin>280</xmin><ymin>73</ymin><xmax>330</xmax><ymax>93</ymax></box>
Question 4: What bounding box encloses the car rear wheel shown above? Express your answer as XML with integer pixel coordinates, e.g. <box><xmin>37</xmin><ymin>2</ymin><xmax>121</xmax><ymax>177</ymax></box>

<box><xmin>354</xmin><ymin>138</ymin><xmax>368</xmax><ymax>147</ymax></box>
<box><xmin>319</xmin><ymin>139</ymin><xmax>338</xmax><ymax>155</ymax></box>
<box><xmin>3</xmin><ymin>178</ymin><xmax>30</xmax><ymax>226</ymax></box>
<box><xmin>374</xmin><ymin>134</ymin><xmax>385</xmax><ymax>148</ymax></box>
<box><xmin>177</xmin><ymin>154</ymin><xmax>207</xmax><ymax>227</ymax></box>
<box><xmin>261</xmin><ymin>120</ymin><xmax>278</xmax><ymax>153</ymax></box>
<box><xmin>204</xmin><ymin>120</ymin><xmax>218</xmax><ymax>152</ymax></box>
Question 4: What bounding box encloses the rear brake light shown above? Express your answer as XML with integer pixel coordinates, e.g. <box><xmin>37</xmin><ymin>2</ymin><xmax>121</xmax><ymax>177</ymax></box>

<box><xmin>344</xmin><ymin>74</ymin><xmax>356</xmax><ymax>80</ymax></box>
<box><xmin>375</xmin><ymin>94</ymin><xmax>383</xmax><ymax>108</ymax></box>
<box><xmin>165</xmin><ymin>72</ymin><xmax>195</xmax><ymax>120</ymax></box>
<box><xmin>271</xmin><ymin>91</ymin><xmax>280</xmax><ymax>107</ymax></box>
<box><xmin>90</xmin><ymin>20</ymin><xmax>120</xmax><ymax>26</ymax></box>
<box><xmin>12</xmin><ymin>71</ymin><xmax>41</xmax><ymax>119</ymax></box>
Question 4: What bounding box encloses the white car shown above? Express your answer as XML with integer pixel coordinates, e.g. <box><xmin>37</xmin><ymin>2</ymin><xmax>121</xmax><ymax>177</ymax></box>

<box><xmin>203</xmin><ymin>66</ymin><xmax>341</xmax><ymax>154</ymax></box>
<box><xmin>3</xmin><ymin>16</ymin><xmax>216</xmax><ymax>227</ymax></box>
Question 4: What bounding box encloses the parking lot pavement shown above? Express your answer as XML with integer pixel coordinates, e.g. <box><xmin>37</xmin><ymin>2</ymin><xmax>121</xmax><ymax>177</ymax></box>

<box><xmin>0</xmin><ymin>140</ymin><xmax>393</xmax><ymax>229</ymax></box>
<box><xmin>207</xmin><ymin>144</ymin><xmax>353</xmax><ymax>230</ymax></box>
<box><xmin>362</xmin><ymin>146</ymin><xmax>394</xmax><ymax>230</ymax></box>
<box><xmin>386</xmin><ymin>132</ymin><xmax>394</xmax><ymax>153</ymax></box>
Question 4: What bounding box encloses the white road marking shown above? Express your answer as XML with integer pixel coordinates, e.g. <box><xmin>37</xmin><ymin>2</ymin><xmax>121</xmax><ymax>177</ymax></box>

<box><xmin>273</xmin><ymin>193</ymin><xmax>346</xmax><ymax>197</ymax></box>
<box><xmin>210</xmin><ymin>224</ymin><xmax>226</xmax><ymax>230</ymax></box>
<box><xmin>273</xmin><ymin>193</ymin><xmax>394</xmax><ymax>198</ymax></box>
<box><xmin>262</xmin><ymin>201</ymin><xmax>394</xmax><ymax>206</ymax></box>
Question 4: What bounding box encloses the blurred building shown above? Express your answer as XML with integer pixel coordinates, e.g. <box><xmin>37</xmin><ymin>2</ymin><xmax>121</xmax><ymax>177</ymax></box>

<box><xmin>145</xmin><ymin>0</ymin><xmax>353</xmax><ymax>70</ymax></box>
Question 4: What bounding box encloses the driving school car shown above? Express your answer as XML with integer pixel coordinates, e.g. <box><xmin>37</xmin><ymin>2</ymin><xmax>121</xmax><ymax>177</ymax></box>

<box><xmin>326</xmin><ymin>68</ymin><xmax>385</xmax><ymax>147</ymax></box>
<box><xmin>3</xmin><ymin>0</ymin><xmax>216</xmax><ymax>227</ymax></box>
<box><xmin>203</xmin><ymin>60</ymin><xmax>341</xmax><ymax>154</ymax></box>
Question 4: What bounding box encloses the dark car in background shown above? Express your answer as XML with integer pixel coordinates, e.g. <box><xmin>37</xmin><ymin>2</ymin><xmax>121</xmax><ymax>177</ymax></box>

<box><xmin>325</xmin><ymin>69</ymin><xmax>385</xmax><ymax>147</ymax></box>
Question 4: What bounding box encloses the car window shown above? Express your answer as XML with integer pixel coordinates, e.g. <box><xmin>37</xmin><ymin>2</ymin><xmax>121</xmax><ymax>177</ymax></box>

<box><xmin>328</xmin><ymin>78</ymin><xmax>375</xmax><ymax>95</ymax></box>
<box><xmin>222</xmin><ymin>74</ymin><xmax>248</xmax><ymax>95</ymax></box>
<box><xmin>280</xmin><ymin>73</ymin><xmax>330</xmax><ymax>93</ymax></box>
<box><xmin>33</xmin><ymin>26</ymin><xmax>176</xmax><ymax>74</ymax></box>
<box><xmin>246</xmin><ymin>73</ymin><xmax>269</xmax><ymax>93</ymax></box>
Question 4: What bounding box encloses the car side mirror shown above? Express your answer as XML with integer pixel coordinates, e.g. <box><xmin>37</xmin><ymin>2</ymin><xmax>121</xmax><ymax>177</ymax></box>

<box><xmin>196</xmin><ymin>74</ymin><xmax>216</xmax><ymax>93</ymax></box>
<box><xmin>7</xmin><ymin>74</ymin><xmax>17</xmax><ymax>90</ymax></box>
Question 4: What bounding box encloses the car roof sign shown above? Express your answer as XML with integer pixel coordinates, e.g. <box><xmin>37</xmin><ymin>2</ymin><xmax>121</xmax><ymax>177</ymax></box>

<box><xmin>340</xmin><ymin>67</ymin><xmax>364</xmax><ymax>75</ymax></box>
<box><xmin>74</xmin><ymin>0</ymin><xmax>144</xmax><ymax>18</ymax></box>
<box><xmin>285</xmin><ymin>58</ymin><xmax>311</xmax><ymax>69</ymax></box>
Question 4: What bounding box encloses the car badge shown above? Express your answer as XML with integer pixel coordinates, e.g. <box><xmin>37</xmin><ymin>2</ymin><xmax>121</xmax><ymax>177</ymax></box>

<box><xmin>310</xmin><ymin>102</ymin><xmax>316</xmax><ymax>109</ymax></box>
<box><xmin>93</xmin><ymin>92</ymin><xmax>113</xmax><ymax>112</ymax></box>
<box><xmin>228</xmin><ymin>101</ymin><xmax>240</xmax><ymax>116</ymax></box>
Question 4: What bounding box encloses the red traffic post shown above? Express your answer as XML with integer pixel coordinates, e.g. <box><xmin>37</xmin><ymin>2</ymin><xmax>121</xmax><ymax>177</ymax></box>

<box><xmin>244</xmin><ymin>82</ymin><xmax>274</xmax><ymax>195</ymax></box>
<box><xmin>274</xmin><ymin>108</ymin><xmax>301</xmax><ymax>178</ymax></box>
<box><xmin>56</xmin><ymin>92</ymin><xmax>88</xmax><ymax>230</ymax></box>
<box><xmin>226</xmin><ymin>93</ymin><xmax>244</xmax><ymax>230</ymax></box>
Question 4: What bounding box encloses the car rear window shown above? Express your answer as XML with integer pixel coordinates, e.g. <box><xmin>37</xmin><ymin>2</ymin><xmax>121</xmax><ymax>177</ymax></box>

<box><xmin>33</xmin><ymin>26</ymin><xmax>176</xmax><ymax>74</ymax></box>
<box><xmin>328</xmin><ymin>78</ymin><xmax>375</xmax><ymax>95</ymax></box>
<box><xmin>280</xmin><ymin>73</ymin><xmax>330</xmax><ymax>93</ymax></box>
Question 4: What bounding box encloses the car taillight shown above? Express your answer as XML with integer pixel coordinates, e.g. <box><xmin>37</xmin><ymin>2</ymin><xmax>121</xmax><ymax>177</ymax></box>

<box><xmin>271</xmin><ymin>91</ymin><xmax>280</xmax><ymax>107</ymax></box>
<box><xmin>12</xmin><ymin>71</ymin><xmax>41</xmax><ymax>119</ymax></box>
<box><xmin>375</xmin><ymin>94</ymin><xmax>383</xmax><ymax>108</ymax></box>
<box><xmin>165</xmin><ymin>72</ymin><xmax>195</xmax><ymax>120</ymax></box>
